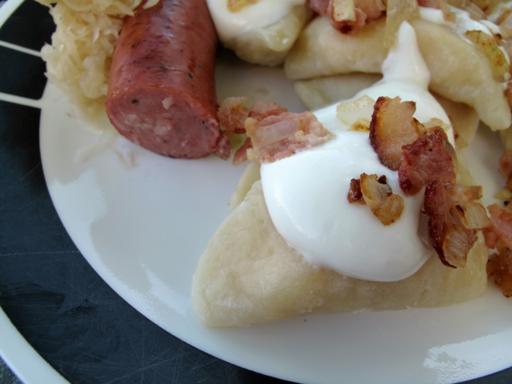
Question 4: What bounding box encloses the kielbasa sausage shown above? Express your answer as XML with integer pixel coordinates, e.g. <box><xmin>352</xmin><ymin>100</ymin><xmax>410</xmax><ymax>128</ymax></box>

<box><xmin>106</xmin><ymin>0</ymin><xmax>229</xmax><ymax>159</ymax></box>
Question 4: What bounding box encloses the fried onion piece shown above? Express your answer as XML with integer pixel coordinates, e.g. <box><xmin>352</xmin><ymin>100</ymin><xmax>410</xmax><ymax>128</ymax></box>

<box><xmin>465</xmin><ymin>30</ymin><xmax>509</xmax><ymax>82</ymax></box>
<box><xmin>310</xmin><ymin>0</ymin><xmax>385</xmax><ymax>33</ymax></box>
<box><xmin>369</xmin><ymin>97</ymin><xmax>423</xmax><ymax>171</ymax></box>
<box><xmin>218</xmin><ymin>98</ymin><xmax>288</xmax><ymax>135</ymax></box>
<box><xmin>228</xmin><ymin>0</ymin><xmax>258</xmax><ymax>12</ymax></box>
<box><xmin>399</xmin><ymin>127</ymin><xmax>456</xmax><ymax>195</ymax></box>
<box><xmin>487</xmin><ymin>249</ymin><xmax>512</xmax><ymax>297</ymax></box>
<box><xmin>218</xmin><ymin>97</ymin><xmax>250</xmax><ymax>134</ymax></box>
<box><xmin>423</xmin><ymin>181</ymin><xmax>482</xmax><ymax>268</ymax></box>
<box><xmin>246</xmin><ymin>112</ymin><xmax>333</xmax><ymax>163</ymax></box>
<box><xmin>359</xmin><ymin>173</ymin><xmax>404</xmax><ymax>225</ymax></box>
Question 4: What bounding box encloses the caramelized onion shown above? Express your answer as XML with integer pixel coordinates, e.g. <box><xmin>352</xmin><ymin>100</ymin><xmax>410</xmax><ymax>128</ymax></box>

<box><xmin>359</xmin><ymin>173</ymin><xmax>405</xmax><ymax>225</ymax></box>
<box><xmin>465</xmin><ymin>30</ymin><xmax>509</xmax><ymax>82</ymax></box>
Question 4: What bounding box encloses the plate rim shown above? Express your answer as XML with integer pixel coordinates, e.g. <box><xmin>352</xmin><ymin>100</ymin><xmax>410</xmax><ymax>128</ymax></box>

<box><xmin>0</xmin><ymin>0</ymin><xmax>510</xmax><ymax>381</ymax></box>
<box><xmin>0</xmin><ymin>1</ymin><xmax>70</xmax><ymax>382</ymax></box>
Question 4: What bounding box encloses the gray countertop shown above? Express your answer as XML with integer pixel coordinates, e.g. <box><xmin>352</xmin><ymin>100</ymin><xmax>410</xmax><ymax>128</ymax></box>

<box><xmin>0</xmin><ymin>1</ymin><xmax>21</xmax><ymax>378</ymax></box>
<box><xmin>0</xmin><ymin>361</ymin><xmax>21</xmax><ymax>384</ymax></box>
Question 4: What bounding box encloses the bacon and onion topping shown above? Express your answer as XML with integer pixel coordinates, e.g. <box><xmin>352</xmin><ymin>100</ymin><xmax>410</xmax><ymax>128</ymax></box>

<box><xmin>398</xmin><ymin>127</ymin><xmax>456</xmax><ymax>195</ymax></box>
<box><xmin>309</xmin><ymin>0</ymin><xmax>386</xmax><ymax>33</ymax></box>
<box><xmin>369</xmin><ymin>96</ymin><xmax>423</xmax><ymax>171</ymax></box>
<box><xmin>488</xmin><ymin>249</ymin><xmax>512</xmax><ymax>298</ymax></box>
<box><xmin>368</xmin><ymin>96</ymin><xmax>489</xmax><ymax>269</ymax></box>
<box><xmin>423</xmin><ymin>182</ymin><xmax>488</xmax><ymax>267</ymax></box>
<box><xmin>245</xmin><ymin>111</ymin><xmax>333</xmax><ymax>163</ymax></box>
<box><xmin>217</xmin><ymin>97</ymin><xmax>300</xmax><ymax>165</ymax></box>
<box><xmin>348</xmin><ymin>173</ymin><xmax>405</xmax><ymax>225</ymax></box>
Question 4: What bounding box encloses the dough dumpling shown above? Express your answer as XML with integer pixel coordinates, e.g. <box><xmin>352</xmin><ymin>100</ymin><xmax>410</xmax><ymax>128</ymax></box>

<box><xmin>294</xmin><ymin>75</ymin><xmax>479</xmax><ymax>148</ymax></box>
<box><xmin>285</xmin><ymin>17</ymin><xmax>387</xmax><ymax>78</ymax></box>
<box><xmin>210</xmin><ymin>4</ymin><xmax>310</xmax><ymax>66</ymax></box>
<box><xmin>192</xmin><ymin>181</ymin><xmax>488</xmax><ymax>327</ymax></box>
<box><xmin>294</xmin><ymin>74</ymin><xmax>381</xmax><ymax>110</ymax></box>
<box><xmin>285</xmin><ymin>17</ymin><xmax>511</xmax><ymax>131</ymax></box>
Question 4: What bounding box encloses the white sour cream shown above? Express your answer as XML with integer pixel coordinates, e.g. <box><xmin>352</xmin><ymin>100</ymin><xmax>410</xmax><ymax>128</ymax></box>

<box><xmin>206</xmin><ymin>0</ymin><xmax>304</xmax><ymax>42</ymax></box>
<box><xmin>261</xmin><ymin>22</ymin><xmax>453</xmax><ymax>282</ymax></box>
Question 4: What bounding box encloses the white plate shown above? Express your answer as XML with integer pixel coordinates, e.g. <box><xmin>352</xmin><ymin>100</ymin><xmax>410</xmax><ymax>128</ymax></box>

<box><xmin>39</xmin><ymin>53</ymin><xmax>512</xmax><ymax>384</ymax></box>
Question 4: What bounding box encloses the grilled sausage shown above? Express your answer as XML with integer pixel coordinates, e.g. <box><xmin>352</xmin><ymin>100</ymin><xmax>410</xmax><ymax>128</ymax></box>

<box><xmin>106</xmin><ymin>0</ymin><xmax>229</xmax><ymax>159</ymax></box>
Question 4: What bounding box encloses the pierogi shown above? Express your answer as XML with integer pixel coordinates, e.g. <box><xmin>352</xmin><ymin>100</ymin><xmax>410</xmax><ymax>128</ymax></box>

<box><xmin>285</xmin><ymin>17</ymin><xmax>511</xmax><ymax>131</ymax></box>
<box><xmin>193</xmin><ymin>181</ymin><xmax>488</xmax><ymax>327</ymax></box>
<box><xmin>207</xmin><ymin>1</ymin><xmax>310</xmax><ymax>66</ymax></box>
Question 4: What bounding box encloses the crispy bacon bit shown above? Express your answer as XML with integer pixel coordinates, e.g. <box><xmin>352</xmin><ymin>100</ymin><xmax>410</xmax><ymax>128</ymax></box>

<box><xmin>218</xmin><ymin>98</ymin><xmax>306</xmax><ymax>164</ymax></box>
<box><xmin>423</xmin><ymin>181</ymin><xmax>481</xmax><ymax>268</ymax></box>
<box><xmin>218</xmin><ymin>97</ymin><xmax>250</xmax><ymax>134</ymax></box>
<box><xmin>310</xmin><ymin>0</ymin><xmax>385</xmax><ymax>33</ymax></box>
<box><xmin>357</xmin><ymin>173</ymin><xmax>404</xmax><ymax>225</ymax></box>
<box><xmin>369</xmin><ymin>97</ymin><xmax>422</xmax><ymax>171</ymax></box>
<box><xmin>487</xmin><ymin>204</ymin><xmax>512</xmax><ymax>250</ymax></box>
<box><xmin>488</xmin><ymin>249</ymin><xmax>512</xmax><ymax>297</ymax></box>
<box><xmin>500</xmin><ymin>150</ymin><xmax>512</xmax><ymax>191</ymax></box>
<box><xmin>399</xmin><ymin>127</ymin><xmax>456</xmax><ymax>195</ymax></box>
<box><xmin>347</xmin><ymin>178</ymin><xmax>363</xmax><ymax>203</ymax></box>
<box><xmin>417</xmin><ymin>0</ymin><xmax>440</xmax><ymax>7</ymax></box>
<box><xmin>245</xmin><ymin>112</ymin><xmax>333</xmax><ymax>163</ymax></box>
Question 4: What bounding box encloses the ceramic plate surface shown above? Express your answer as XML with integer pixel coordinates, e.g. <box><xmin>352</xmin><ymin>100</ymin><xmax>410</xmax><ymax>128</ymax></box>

<box><xmin>1</xmin><ymin>0</ymin><xmax>512</xmax><ymax>381</ymax></box>
<box><xmin>40</xmin><ymin>56</ymin><xmax>512</xmax><ymax>384</ymax></box>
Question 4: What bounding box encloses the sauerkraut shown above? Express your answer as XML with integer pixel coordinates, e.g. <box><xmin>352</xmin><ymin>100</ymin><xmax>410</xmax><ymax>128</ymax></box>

<box><xmin>37</xmin><ymin>0</ymin><xmax>144</xmax><ymax>121</ymax></box>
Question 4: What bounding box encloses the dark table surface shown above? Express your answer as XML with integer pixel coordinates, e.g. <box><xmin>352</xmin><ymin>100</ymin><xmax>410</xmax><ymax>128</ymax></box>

<box><xmin>1</xmin><ymin>1</ymin><xmax>512</xmax><ymax>383</ymax></box>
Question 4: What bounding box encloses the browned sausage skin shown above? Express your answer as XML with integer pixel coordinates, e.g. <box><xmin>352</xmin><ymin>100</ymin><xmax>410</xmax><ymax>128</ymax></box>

<box><xmin>106</xmin><ymin>0</ymin><xmax>230</xmax><ymax>159</ymax></box>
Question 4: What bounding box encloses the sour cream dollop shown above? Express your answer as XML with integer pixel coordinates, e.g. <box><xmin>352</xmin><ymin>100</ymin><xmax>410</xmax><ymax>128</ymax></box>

<box><xmin>206</xmin><ymin>0</ymin><xmax>304</xmax><ymax>42</ymax></box>
<box><xmin>261</xmin><ymin>22</ymin><xmax>454</xmax><ymax>282</ymax></box>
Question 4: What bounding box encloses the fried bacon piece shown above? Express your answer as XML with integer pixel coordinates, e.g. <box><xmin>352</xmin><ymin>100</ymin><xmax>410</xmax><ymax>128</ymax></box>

<box><xmin>484</xmin><ymin>205</ymin><xmax>512</xmax><ymax>297</ymax></box>
<box><xmin>218</xmin><ymin>98</ymin><xmax>302</xmax><ymax>164</ymax></box>
<box><xmin>506</xmin><ymin>82</ymin><xmax>512</xmax><ymax>114</ymax></box>
<box><xmin>487</xmin><ymin>204</ymin><xmax>512</xmax><ymax>250</ymax></box>
<box><xmin>347</xmin><ymin>178</ymin><xmax>363</xmax><ymax>203</ymax></box>
<box><xmin>218</xmin><ymin>98</ymin><xmax>288</xmax><ymax>134</ymax></box>
<box><xmin>245</xmin><ymin>112</ymin><xmax>333</xmax><ymax>163</ymax></box>
<box><xmin>488</xmin><ymin>249</ymin><xmax>512</xmax><ymax>297</ymax></box>
<box><xmin>417</xmin><ymin>0</ymin><xmax>440</xmax><ymax>7</ymax></box>
<box><xmin>398</xmin><ymin>127</ymin><xmax>456</xmax><ymax>195</ymax></box>
<box><xmin>369</xmin><ymin>97</ymin><xmax>423</xmax><ymax>171</ymax></box>
<box><xmin>309</xmin><ymin>0</ymin><xmax>385</xmax><ymax>33</ymax></box>
<box><xmin>423</xmin><ymin>182</ymin><xmax>487</xmax><ymax>268</ymax></box>
<box><xmin>500</xmin><ymin>150</ymin><xmax>512</xmax><ymax>191</ymax></box>
<box><xmin>348</xmin><ymin>173</ymin><xmax>404</xmax><ymax>225</ymax></box>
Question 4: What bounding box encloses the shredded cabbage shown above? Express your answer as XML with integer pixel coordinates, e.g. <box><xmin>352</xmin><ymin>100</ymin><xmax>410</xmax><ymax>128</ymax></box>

<box><xmin>37</xmin><ymin>0</ymin><xmax>144</xmax><ymax>121</ymax></box>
